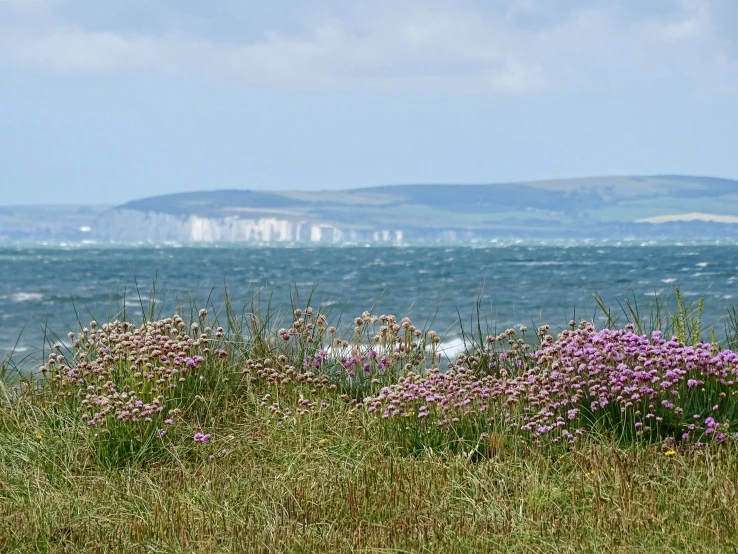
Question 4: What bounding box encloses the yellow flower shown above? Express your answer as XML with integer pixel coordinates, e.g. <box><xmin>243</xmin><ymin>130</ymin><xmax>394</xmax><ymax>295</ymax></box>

<box><xmin>35</xmin><ymin>434</ymin><xmax>42</xmax><ymax>440</ymax></box>
<box><xmin>665</xmin><ymin>450</ymin><xmax>676</xmax><ymax>456</ymax></box>
<box><xmin>585</xmin><ymin>470</ymin><xmax>595</xmax><ymax>477</ymax></box>
<box><xmin>318</xmin><ymin>439</ymin><xmax>329</xmax><ymax>446</ymax></box>
<box><xmin>405</xmin><ymin>411</ymin><xmax>415</xmax><ymax>417</ymax></box>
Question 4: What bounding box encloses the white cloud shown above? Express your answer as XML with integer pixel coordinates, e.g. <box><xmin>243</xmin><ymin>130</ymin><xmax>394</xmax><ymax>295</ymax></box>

<box><xmin>0</xmin><ymin>0</ymin><xmax>735</xmax><ymax>93</ymax></box>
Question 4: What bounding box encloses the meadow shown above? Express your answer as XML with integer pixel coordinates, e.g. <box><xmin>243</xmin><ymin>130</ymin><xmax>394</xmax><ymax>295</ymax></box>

<box><xmin>2</xmin><ymin>288</ymin><xmax>738</xmax><ymax>553</ymax></box>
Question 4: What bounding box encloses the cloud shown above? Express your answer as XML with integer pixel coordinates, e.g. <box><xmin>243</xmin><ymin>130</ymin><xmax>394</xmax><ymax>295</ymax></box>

<box><xmin>0</xmin><ymin>0</ymin><xmax>735</xmax><ymax>93</ymax></box>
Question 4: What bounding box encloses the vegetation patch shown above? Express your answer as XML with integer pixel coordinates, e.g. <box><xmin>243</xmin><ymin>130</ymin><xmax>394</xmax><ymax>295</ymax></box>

<box><xmin>2</xmin><ymin>288</ymin><xmax>738</xmax><ymax>552</ymax></box>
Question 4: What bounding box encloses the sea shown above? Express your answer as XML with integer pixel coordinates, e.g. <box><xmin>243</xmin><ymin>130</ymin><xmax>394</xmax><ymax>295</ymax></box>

<box><xmin>2</xmin><ymin>241</ymin><xmax>738</xmax><ymax>371</ymax></box>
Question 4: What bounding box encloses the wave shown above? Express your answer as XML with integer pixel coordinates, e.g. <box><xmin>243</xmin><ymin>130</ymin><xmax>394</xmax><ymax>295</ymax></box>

<box><xmin>10</xmin><ymin>292</ymin><xmax>43</xmax><ymax>303</ymax></box>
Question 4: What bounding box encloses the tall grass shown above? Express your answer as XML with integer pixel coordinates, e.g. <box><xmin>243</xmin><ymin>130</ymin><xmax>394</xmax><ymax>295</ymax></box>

<box><xmin>3</xmin><ymin>286</ymin><xmax>738</xmax><ymax>552</ymax></box>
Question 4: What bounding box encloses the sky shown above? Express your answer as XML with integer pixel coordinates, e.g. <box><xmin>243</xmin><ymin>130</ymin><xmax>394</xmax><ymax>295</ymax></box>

<box><xmin>1</xmin><ymin>0</ymin><xmax>737</xmax><ymax>205</ymax></box>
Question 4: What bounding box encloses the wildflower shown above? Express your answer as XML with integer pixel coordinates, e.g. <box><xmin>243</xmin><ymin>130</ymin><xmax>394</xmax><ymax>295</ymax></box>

<box><xmin>35</xmin><ymin>434</ymin><xmax>42</xmax><ymax>440</ymax></box>
<box><xmin>705</xmin><ymin>417</ymin><xmax>717</xmax><ymax>434</ymax></box>
<box><xmin>194</xmin><ymin>432</ymin><xmax>211</xmax><ymax>443</ymax></box>
<box><xmin>665</xmin><ymin>450</ymin><xmax>676</xmax><ymax>456</ymax></box>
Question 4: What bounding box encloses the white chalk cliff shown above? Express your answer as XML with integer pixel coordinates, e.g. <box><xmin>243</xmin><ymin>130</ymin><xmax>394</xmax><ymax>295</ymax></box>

<box><xmin>93</xmin><ymin>209</ymin><xmax>403</xmax><ymax>243</ymax></box>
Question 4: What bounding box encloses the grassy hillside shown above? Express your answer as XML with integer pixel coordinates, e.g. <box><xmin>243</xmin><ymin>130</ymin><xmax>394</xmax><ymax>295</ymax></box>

<box><xmin>115</xmin><ymin>175</ymin><xmax>738</xmax><ymax>232</ymax></box>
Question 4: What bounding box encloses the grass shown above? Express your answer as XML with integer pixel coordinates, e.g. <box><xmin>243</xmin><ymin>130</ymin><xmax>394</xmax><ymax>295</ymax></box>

<box><xmin>4</xmin><ymin>388</ymin><xmax>738</xmax><ymax>552</ymax></box>
<box><xmin>2</xmin><ymin>290</ymin><xmax>738</xmax><ymax>553</ymax></box>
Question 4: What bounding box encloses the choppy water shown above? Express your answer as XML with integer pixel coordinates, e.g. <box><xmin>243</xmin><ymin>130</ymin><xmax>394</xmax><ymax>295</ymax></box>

<box><xmin>2</xmin><ymin>243</ymin><xmax>738</xmax><ymax>369</ymax></box>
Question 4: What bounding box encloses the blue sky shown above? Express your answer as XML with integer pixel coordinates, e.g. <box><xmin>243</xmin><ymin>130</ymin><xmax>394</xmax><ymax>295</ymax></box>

<box><xmin>1</xmin><ymin>0</ymin><xmax>737</xmax><ymax>205</ymax></box>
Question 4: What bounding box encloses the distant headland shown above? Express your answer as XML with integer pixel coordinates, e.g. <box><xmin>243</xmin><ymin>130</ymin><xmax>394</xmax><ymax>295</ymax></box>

<box><xmin>3</xmin><ymin>175</ymin><xmax>738</xmax><ymax>243</ymax></box>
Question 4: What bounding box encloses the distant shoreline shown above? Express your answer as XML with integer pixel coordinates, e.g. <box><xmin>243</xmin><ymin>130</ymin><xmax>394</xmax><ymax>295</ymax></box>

<box><xmin>6</xmin><ymin>237</ymin><xmax>738</xmax><ymax>248</ymax></box>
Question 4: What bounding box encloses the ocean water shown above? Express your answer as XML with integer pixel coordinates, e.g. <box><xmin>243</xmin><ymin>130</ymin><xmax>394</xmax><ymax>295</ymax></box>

<box><xmin>2</xmin><ymin>243</ymin><xmax>738</xmax><ymax>369</ymax></box>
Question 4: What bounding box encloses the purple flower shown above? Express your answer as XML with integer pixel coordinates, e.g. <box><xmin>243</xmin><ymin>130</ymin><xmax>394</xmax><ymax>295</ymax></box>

<box><xmin>357</xmin><ymin>321</ymin><xmax>738</xmax><ymax>445</ymax></box>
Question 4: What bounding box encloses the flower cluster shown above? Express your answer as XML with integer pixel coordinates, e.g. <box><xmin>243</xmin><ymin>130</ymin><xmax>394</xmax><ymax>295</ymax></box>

<box><xmin>277</xmin><ymin>307</ymin><xmax>326</xmax><ymax>344</ymax></box>
<box><xmin>41</xmin><ymin>313</ymin><xmax>226</xmax><ymax>427</ymax></box>
<box><xmin>312</xmin><ymin>312</ymin><xmax>440</xmax><ymax>379</ymax></box>
<box><xmin>363</xmin><ymin>367</ymin><xmax>513</xmax><ymax>425</ymax></box>
<box><xmin>245</xmin><ymin>309</ymin><xmax>440</xmax><ymax>400</ymax></box>
<box><xmin>276</xmin><ymin>308</ymin><xmax>440</xmax><ymax>371</ymax></box>
<box><xmin>528</xmin><ymin>324</ymin><xmax>738</xmax><ymax>441</ymax></box>
<box><xmin>364</xmin><ymin>323</ymin><xmax>738</xmax><ymax>444</ymax></box>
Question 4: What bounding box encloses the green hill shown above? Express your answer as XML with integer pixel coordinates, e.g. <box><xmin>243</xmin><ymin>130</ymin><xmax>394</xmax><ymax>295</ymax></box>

<box><xmin>4</xmin><ymin>176</ymin><xmax>738</xmax><ymax>242</ymax></box>
<box><xmin>110</xmin><ymin>175</ymin><xmax>738</xmax><ymax>238</ymax></box>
